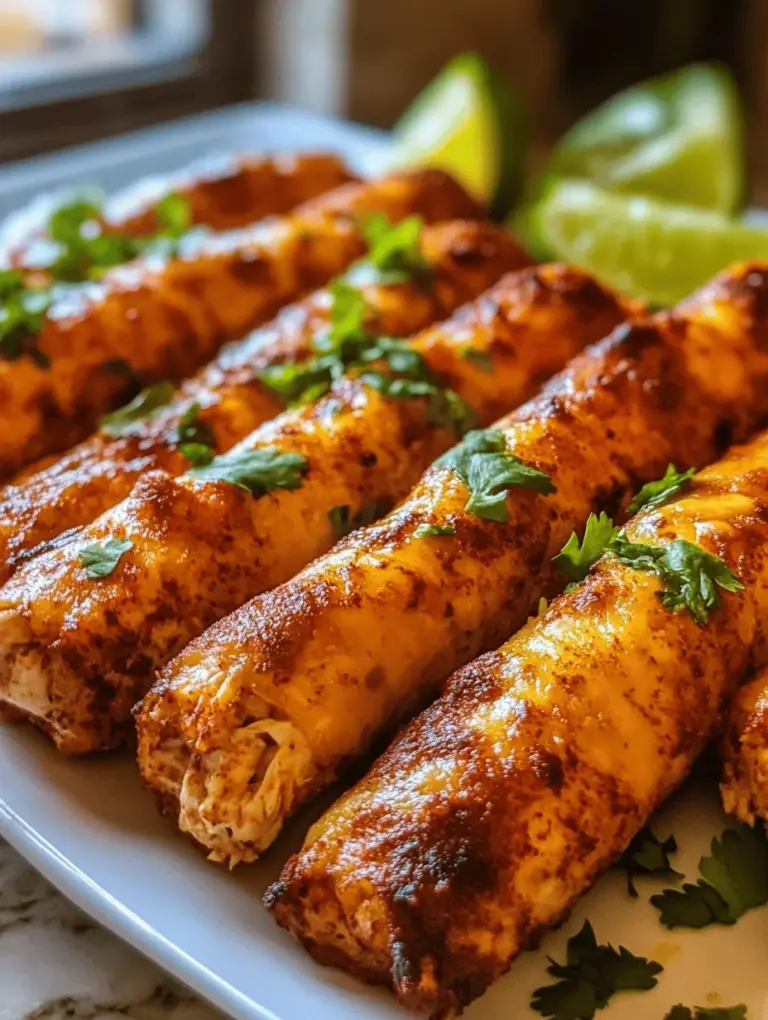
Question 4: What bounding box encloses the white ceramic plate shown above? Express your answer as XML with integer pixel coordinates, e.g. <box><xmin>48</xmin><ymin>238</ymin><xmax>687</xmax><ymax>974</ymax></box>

<box><xmin>0</xmin><ymin>104</ymin><xmax>766</xmax><ymax>1020</ymax></box>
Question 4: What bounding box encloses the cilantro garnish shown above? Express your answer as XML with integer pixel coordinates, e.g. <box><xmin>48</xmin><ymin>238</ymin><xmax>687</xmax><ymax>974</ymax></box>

<box><xmin>552</xmin><ymin>512</ymin><xmax>619</xmax><ymax>588</ymax></box>
<box><xmin>321</xmin><ymin>279</ymin><xmax>370</xmax><ymax>349</ymax></box>
<box><xmin>175</xmin><ymin>402</ymin><xmax>215</xmax><ymax>465</ymax></box>
<box><xmin>100</xmin><ymin>382</ymin><xmax>176</xmax><ymax>438</ymax></box>
<box><xmin>435</xmin><ymin>429</ymin><xmax>555</xmax><ymax>523</ymax></box>
<box><xmin>552</xmin><ymin>512</ymin><xmax>743</xmax><ymax>626</ymax></box>
<box><xmin>47</xmin><ymin>197</ymin><xmax>138</xmax><ymax>281</ymax></box>
<box><xmin>615</xmin><ymin>827</ymin><xmax>681</xmax><ymax>897</ymax></box>
<box><xmin>652</xmin><ymin>822</ymin><xmax>768</xmax><ymax>929</ymax></box>
<box><xmin>359</xmin><ymin>212</ymin><xmax>429</xmax><ymax>284</ymax></box>
<box><xmin>179</xmin><ymin>442</ymin><xmax>214</xmax><ymax>467</ymax></box>
<box><xmin>44</xmin><ymin>192</ymin><xmax>192</xmax><ymax>282</ymax></box>
<box><xmin>0</xmin><ymin>268</ymin><xmax>24</xmax><ymax>296</ymax></box>
<box><xmin>531</xmin><ymin>921</ymin><xmax>663</xmax><ymax>1020</ymax></box>
<box><xmin>0</xmin><ymin>284</ymin><xmax>52</xmax><ymax>367</ymax></box>
<box><xmin>327</xmin><ymin>499</ymin><xmax>389</xmax><ymax>540</ymax></box>
<box><xmin>155</xmin><ymin>193</ymin><xmax>192</xmax><ymax>237</ymax></box>
<box><xmin>609</xmin><ymin>535</ymin><xmax>743</xmax><ymax>626</ymax></box>
<box><xmin>460</xmin><ymin>346</ymin><xmax>493</xmax><ymax>373</ymax></box>
<box><xmin>628</xmin><ymin>464</ymin><xmax>696</xmax><ymax>514</ymax></box>
<box><xmin>414</xmin><ymin>523</ymin><xmax>456</xmax><ymax>539</ymax></box>
<box><xmin>49</xmin><ymin>197</ymin><xmax>103</xmax><ymax>247</ymax></box>
<box><xmin>361</xmin><ymin>344</ymin><xmax>475</xmax><ymax>437</ymax></box>
<box><xmin>665</xmin><ymin>1007</ymin><xmax>747</xmax><ymax>1020</ymax></box>
<box><xmin>78</xmin><ymin>537</ymin><xmax>133</xmax><ymax>579</ymax></box>
<box><xmin>188</xmin><ymin>446</ymin><xmax>308</xmax><ymax>497</ymax></box>
<box><xmin>260</xmin><ymin>280</ymin><xmax>370</xmax><ymax>404</ymax></box>
<box><xmin>0</xmin><ymin>194</ymin><xmax>194</xmax><ymax>367</ymax></box>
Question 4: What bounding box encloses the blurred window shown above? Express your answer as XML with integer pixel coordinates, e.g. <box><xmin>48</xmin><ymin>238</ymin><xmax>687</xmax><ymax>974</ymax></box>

<box><xmin>0</xmin><ymin>0</ymin><xmax>257</xmax><ymax>162</ymax></box>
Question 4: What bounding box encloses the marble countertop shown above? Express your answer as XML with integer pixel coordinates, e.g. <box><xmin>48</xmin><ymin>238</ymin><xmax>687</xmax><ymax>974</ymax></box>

<box><xmin>0</xmin><ymin>838</ymin><xmax>221</xmax><ymax>1020</ymax></box>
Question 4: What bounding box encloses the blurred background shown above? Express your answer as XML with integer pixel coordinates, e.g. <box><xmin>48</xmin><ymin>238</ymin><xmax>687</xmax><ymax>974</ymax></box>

<box><xmin>0</xmin><ymin>0</ymin><xmax>763</xmax><ymax>195</ymax></box>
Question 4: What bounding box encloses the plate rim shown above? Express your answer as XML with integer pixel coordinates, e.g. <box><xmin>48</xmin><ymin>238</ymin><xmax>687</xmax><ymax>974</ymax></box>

<box><xmin>0</xmin><ymin>799</ymin><xmax>271</xmax><ymax>1020</ymax></box>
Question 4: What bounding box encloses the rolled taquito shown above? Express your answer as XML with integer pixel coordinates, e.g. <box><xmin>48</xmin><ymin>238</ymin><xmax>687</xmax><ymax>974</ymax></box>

<box><xmin>139</xmin><ymin>262</ymin><xmax>768</xmax><ymax>864</ymax></box>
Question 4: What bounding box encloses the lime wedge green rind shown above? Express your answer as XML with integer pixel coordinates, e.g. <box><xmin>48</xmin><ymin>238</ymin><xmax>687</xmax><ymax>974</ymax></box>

<box><xmin>391</xmin><ymin>52</ymin><xmax>526</xmax><ymax>217</ymax></box>
<box><xmin>534</xmin><ymin>179</ymin><xmax>768</xmax><ymax>307</ymax></box>
<box><xmin>549</xmin><ymin>63</ymin><xmax>744</xmax><ymax>214</ymax></box>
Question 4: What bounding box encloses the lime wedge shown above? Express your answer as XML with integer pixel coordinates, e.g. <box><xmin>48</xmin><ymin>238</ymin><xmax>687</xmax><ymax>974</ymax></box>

<box><xmin>550</xmin><ymin>64</ymin><xmax>744</xmax><ymax>214</ymax></box>
<box><xmin>534</xmin><ymin>179</ymin><xmax>768</xmax><ymax>307</ymax></box>
<box><xmin>391</xmin><ymin>52</ymin><xmax>525</xmax><ymax>217</ymax></box>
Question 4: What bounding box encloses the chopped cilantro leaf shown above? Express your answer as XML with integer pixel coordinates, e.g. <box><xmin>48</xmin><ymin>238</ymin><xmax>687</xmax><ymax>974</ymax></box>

<box><xmin>652</xmin><ymin>881</ymin><xmax>733</xmax><ymax>929</ymax></box>
<box><xmin>552</xmin><ymin>512</ymin><xmax>619</xmax><ymax>587</ymax></box>
<box><xmin>698</xmin><ymin>822</ymin><xmax>768</xmax><ymax>918</ymax></box>
<box><xmin>426</xmin><ymin>385</ymin><xmax>478</xmax><ymax>436</ymax></box>
<box><xmin>436</xmin><ymin>429</ymin><xmax>555</xmax><ymax>523</ymax></box>
<box><xmin>460</xmin><ymin>346</ymin><xmax>493</xmax><ymax>372</ymax></box>
<box><xmin>359</xmin><ymin>212</ymin><xmax>429</xmax><ymax>284</ymax></box>
<box><xmin>321</xmin><ymin>278</ymin><xmax>369</xmax><ymax>350</ymax></box>
<box><xmin>414</xmin><ymin>523</ymin><xmax>456</xmax><ymax>539</ymax></box>
<box><xmin>260</xmin><ymin>280</ymin><xmax>370</xmax><ymax>404</ymax></box>
<box><xmin>49</xmin><ymin>198</ymin><xmax>103</xmax><ymax>248</ymax></box>
<box><xmin>44</xmin><ymin>191</ymin><xmax>192</xmax><ymax>282</ymax></box>
<box><xmin>615</xmin><ymin>826</ymin><xmax>681</xmax><ymax>897</ymax></box>
<box><xmin>100</xmin><ymin>381</ymin><xmax>176</xmax><ymax>438</ymax></box>
<box><xmin>176</xmin><ymin>401</ymin><xmax>214</xmax><ymax>452</ymax></box>
<box><xmin>155</xmin><ymin>193</ymin><xmax>192</xmax><ymax>236</ymax></box>
<box><xmin>328</xmin><ymin>499</ymin><xmax>390</xmax><ymax>539</ymax></box>
<box><xmin>78</xmin><ymin>537</ymin><xmax>133</xmax><ymax>579</ymax></box>
<box><xmin>188</xmin><ymin>446</ymin><xmax>308</xmax><ymax>497</ymax></box>
<box><xmin>531</xmin><ymin>921</ymin><xmax>662</xmax><ymax>1020</ymax></box>
<box><xmin>609</xmin><ymin>535</ymin><xmax>744</xmax><ymax>626</ymax></box>
<box><xmin>0</xmin><ymin>268</ymin><xmax>24</xmax><ymax>297</ymax></box>
<box><xmin>0</xmin><ymin>286</ymin><xmax>52</xmax><ymax>367</ymax></box>
<box><xmin>665</xmin><ymin>1006</ymin><xmax>748</xmax><ymax>1019</ymax></box>
<box><xmin>628</xmin><ymin>464</ymin><xmax>696</xmax><ymax>514</ymax></box>
<box><xmin>179</xmin><ymin>442</ymin><xmax>214</xmax><ymax>467</ymax></box>
<box><xmin>652</xmin><ymin>822</ymin><xmax>768</xmax><ymax>928</ymax></box>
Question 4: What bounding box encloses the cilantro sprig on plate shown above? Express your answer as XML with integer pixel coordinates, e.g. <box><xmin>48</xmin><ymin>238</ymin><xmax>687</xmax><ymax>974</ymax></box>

<box><xmin>531</xmin><ymin>921</ymin><xmax>663</xmax><ymax>1020</ymax></box>
<box><xmin>615</xmin><ymin>826</ymin><xmax>681</xmax><ymax>898</ymax></box>
<box><xmin>665</xmin><ymin>1006</ymin><xmax>748</xmax><ymax>1020</ymax></box>
<box><xmin>652</xmin><ymin>822</ymin><xmax>768</xmax><ymax>929</ymax></box>
<box><xmin>435</xmin><ymin>428</ymin><xmax>555</xmax><ymax>523</ymax></box>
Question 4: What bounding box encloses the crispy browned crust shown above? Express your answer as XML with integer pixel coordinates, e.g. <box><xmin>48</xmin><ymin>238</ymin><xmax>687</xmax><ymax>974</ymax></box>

<box><xmin>721</xmin><ymin>670</ymin><xmax>768</xmax><ymax>822</ymax></box>
<box><xmin>269</xmin><ymin>430</ymin><xmax>768</xmax><ymax>1018</ymax></box>
<box><xmin>0</xmin><ymin>264</ymin><xmax>628</xmax><ymax>756</ymax></box>
<box><xmin>0</xmin><ymin>220</ymin><xmax>529</xmax><ymax>584</ymax></box>
<box><xmin>0</xmin><ymin>169</ymin><xmax>479</xmax><ymax>480</ymax></box>
<box><xmin>133</xmin><ymin>270</ymin><xmax>636</xmax><ymax>847</ymax></box>
<box><xmin>4</xmin><ymin>154</ymin><xmax>355</xmax><ymax>265</ymax></box>
<box><xmin>138</xmin><ymin>261</ymin><xmax>768</xmax><ymax>864</ymax></box>
<box><xmin>109</xmin><ymin>153</ymin><xmax>355</xmax><ymax>235</ymax></box>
